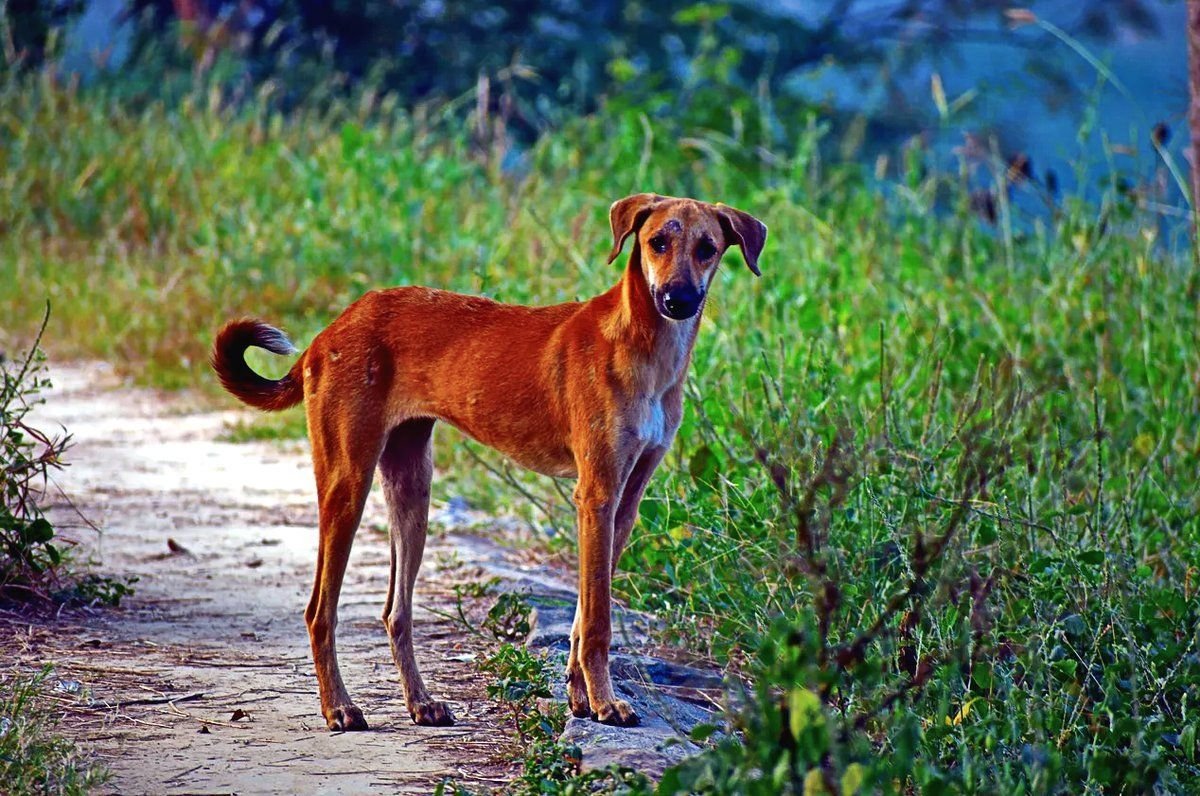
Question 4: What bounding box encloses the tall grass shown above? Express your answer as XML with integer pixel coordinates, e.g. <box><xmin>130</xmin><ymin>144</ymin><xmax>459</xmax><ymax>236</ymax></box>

<box><xmin>3</xmin><ymin>67</ymin><xmax>1198</xmax><ymax>790</ymax></box>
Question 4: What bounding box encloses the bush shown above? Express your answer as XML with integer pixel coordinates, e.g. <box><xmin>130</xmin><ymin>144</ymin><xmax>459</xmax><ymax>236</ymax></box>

<box><xmin>1</xmin><ymin>306</ymin><xmax>134</xmax><ymax>607</ymax></box>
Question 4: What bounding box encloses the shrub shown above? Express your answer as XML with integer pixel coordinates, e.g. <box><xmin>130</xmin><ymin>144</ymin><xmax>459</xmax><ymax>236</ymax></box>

<box><xmin>1</xmin><ymin>306</ymin><xmax>134</xmax><ymax>607</ymax></box>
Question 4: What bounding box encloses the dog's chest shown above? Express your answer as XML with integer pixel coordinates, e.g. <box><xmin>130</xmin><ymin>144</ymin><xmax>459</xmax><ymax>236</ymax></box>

<box><xmin>627</xmin><ymin>326</ymin><xmax>693</xmax><ymax>448</ymax></box>
<box><xmin>631</xmin><ymin>390</ymin><xmax>678</xmax><ymax>449</ymax></box>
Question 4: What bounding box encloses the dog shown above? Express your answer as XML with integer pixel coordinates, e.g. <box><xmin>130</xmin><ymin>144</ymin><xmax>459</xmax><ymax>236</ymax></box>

<box><xmin>211</xmin><ymin>193</ymin><xmax>766</xmax><ymax>730</ymax></box>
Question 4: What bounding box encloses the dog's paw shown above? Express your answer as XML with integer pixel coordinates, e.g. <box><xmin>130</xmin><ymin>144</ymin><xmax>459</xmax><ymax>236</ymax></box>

<box><xmin>411</xmin><ymin>700</ymin><xmax>455</xmax><ymax>727</ymax></box>
<box><xmin>568</xmin><ymin>692</ymin><xmax>591</xmax><ymax>718</ymax></box>
<box><xmin>325</xmin><ymin>704</ymin><xmax>369</xmax><ymax>732</ymax></box>
<box><xmin>593</xmin><ymin>699</ymin><xmax>640</xmax><ymax>727</ymax></box>
<box><xmin>566</xmin><ymin>671</ymin><xmax>591</xmax><ymax>718</ymax></box>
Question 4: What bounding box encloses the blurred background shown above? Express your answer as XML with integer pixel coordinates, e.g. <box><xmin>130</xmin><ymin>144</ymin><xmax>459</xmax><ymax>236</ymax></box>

<box><xmin>8</xmin><ymin>0</ymin><xmax>1189</xmax><ymax>203</ymax></box>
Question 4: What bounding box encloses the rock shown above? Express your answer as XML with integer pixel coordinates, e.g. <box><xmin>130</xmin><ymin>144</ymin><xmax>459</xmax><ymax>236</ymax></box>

<box><xmin>525</xmin><ymin>600</ymin><xmax>721</xmax><ymax>780</ymax></box>
<box><xmin>525</xmin><ymin>599</ymin><xmax>649</xmax><ymax>652</ymax></box>
<box><xmin>609</xmin><ymin>653</ymin><xmax>725</xmax><ymax>691</ymax></box>
<box><xmin>452</xmin><ymin>530</ymin><xmax>724</xmax><ymax>781</ymax></box>
<box><xmin>525</xmin><ymin>604</ymin><xmax>575</xmax><ymax>651</ymax></box>
<box><xmin>560</xmin><ymin>686</ymin><xmax>709</xmax><ymax>779</ymax></box>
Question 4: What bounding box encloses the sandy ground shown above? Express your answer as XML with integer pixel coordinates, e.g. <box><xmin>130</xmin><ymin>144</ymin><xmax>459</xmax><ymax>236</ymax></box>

<box><xmin>3</xmin><ymin>363</ymin><xmax>529</xmax><ymax>795</ymax></box>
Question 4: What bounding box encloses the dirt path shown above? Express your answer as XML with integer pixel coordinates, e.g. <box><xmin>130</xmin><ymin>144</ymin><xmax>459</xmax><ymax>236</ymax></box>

<box><xmin>4</xmin><ymin>364</ymin><xmax>526</xmax><ymax>794</ymax></box>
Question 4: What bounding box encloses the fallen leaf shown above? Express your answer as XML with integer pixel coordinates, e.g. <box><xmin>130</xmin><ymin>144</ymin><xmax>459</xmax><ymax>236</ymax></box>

<box><xmin>245</xmin><ymin>558</ymin><xmax>263</xmax><ymax>568</ymax></box>
<box><xmin>230</xmin><ymin>709</ymin><xmax>250</xmax><ymax>722</ymax></box>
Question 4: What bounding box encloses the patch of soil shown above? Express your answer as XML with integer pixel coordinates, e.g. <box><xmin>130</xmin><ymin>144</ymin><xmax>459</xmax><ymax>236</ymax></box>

<box><xmin>3</xmin><ymin>363</ymin><xmax>521</xmax><ymax>795</ymax></box>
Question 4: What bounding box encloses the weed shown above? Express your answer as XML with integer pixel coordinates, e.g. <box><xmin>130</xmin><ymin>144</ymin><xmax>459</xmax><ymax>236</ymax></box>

<box><xmin>483</xmin><ymin>592</ymin><xmax>535</xmax><ymax>643</ymax></box>
<box><xmin>0</xmin><ymin>306</ymin><xmax>135</xmax><ymax>607</ymax></box>
<box><xmin>439</xmin><ymin>587</ymin><xmax>650</xmax><ymax>795</ymax></box>
<box><xmin>0</xmin><ymin>666</ymin><xmax>109</xmax><ymax>795</ymax></box>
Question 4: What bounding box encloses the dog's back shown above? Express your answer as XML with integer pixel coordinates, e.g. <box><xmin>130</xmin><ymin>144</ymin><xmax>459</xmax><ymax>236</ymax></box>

<box><xmin>215</xmin><ymin>285</ymin><xmax>588</xmax><ymax>476</ymax></box>
<box><xmin>335</xmin><ymin>287</ymin><xmax>584</xmax><ymax>476</ymax></box>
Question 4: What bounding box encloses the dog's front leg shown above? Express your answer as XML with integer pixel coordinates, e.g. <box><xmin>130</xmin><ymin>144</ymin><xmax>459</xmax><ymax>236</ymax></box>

<box><xmin>572</xmin><ymin>472</ymin><xmax>639</xmax><ymax>727</ymax></box>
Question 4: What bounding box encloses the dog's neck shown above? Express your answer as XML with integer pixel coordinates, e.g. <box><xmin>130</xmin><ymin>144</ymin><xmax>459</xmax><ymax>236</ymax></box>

<box><xmin>601</xmin><ymin>249</ymin><xmax>700</xmax><ymax>388</ymax></box>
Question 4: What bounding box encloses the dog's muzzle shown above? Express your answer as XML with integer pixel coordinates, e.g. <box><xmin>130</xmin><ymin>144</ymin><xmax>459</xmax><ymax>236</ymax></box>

<box><xmin>654</xmin><ymin>283</ymin><xmax>704</xmax><ymax>321</ymax></box>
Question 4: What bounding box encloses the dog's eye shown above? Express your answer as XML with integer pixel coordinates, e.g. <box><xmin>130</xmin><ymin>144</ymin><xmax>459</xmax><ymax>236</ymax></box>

<box><xmin>649</xmin><ymin>235</ymin><xmax>668</xmax><ymax>254</ymax></box>
<box><xmin>696</xmin><ymin>240</ymin><xmax>717</xmax><ymax>260</ymax></box>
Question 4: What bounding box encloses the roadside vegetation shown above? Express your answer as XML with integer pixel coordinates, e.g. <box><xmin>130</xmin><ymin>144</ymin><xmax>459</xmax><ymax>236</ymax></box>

<box><xmin>435</xmin><ymin>586</ymin><xmax>650</xmax><ymax>796</ymax></box>
<box><xmin>0</xmin><ymin>667</ymin><xmax>110</xmax><ymax>795</ymax></box>
<box><xmin>1</xmin><ymin>309</ymin><xmax>135</xmax><ymax>607</ymax></box>
<box><xmin>3</xmin><ymin>28</ymin><xmax>1198</xmax><ymax>793</ymax></box>
<box><xmin>0</xmin><ymin>317</ymin><xmax>118</xmax><ymax>793</ymax></box>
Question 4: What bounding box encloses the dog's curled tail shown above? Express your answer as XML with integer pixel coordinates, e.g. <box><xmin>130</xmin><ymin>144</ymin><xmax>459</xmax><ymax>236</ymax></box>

<box><xmin>211</xmin><ymin>319</ymin><xmax>305</xmax><ymax>411</ymax></box>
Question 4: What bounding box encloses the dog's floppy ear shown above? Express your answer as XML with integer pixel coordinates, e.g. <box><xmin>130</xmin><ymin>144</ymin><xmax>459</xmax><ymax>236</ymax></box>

<box><xmin>715</xmin><ymin>204</ymin><xmax>768</xmax><ymax>276</ymax></box>
<box><xmin>607</xmin><ymin>193</ymin><xmax>665</xmax><ymax>264</ymax></box>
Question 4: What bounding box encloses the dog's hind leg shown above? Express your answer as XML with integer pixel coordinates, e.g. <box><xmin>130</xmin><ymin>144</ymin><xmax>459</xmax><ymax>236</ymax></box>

<box><xmin>305</xmin><ymin>403</ymin><xmax>382</xmax><ymax>732</ymax></box>
<box><xmin>379</xmin><ymin>418</ymin><xmax>454</xmax><ymax>726</ymax></box>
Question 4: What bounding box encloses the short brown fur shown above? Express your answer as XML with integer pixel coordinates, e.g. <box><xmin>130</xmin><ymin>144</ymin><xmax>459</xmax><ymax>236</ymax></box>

<box><xmin>211</xmin><ymin>194</ymin><xmax>766</xmax><ymax>730</ymax></box>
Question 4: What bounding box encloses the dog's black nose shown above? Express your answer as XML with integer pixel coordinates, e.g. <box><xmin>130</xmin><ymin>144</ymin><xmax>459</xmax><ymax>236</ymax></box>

<box><xmin>659</xmin><ymin>284</ymin><xmax>703</xmax><ymax>320</ymax></box>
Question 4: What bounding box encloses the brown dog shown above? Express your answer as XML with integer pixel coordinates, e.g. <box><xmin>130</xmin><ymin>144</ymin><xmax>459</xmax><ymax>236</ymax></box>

<box><xmin>211</xmin><ymin>193</ymin><xmax>766</xmax><ymax>730</ymax></box>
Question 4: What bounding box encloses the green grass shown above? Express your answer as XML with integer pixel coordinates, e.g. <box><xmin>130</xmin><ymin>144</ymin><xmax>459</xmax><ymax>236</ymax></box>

<box><xmin>3</xmin><ymin>70</ymin><xmax>1199</xmax><ymax>791</ymax></box>
<box><xmin>0</xmin><ymin>667</ymin><xmax>108</xmax><ymax>795</ymax></box>
<box><xmin>216</xmin><ymin>406</ymin><xmax>308</xmax><ymax>443</ymax></box>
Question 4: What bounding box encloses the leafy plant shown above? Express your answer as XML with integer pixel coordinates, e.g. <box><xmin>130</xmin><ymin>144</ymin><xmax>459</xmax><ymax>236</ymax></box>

<box><xmin>480</xmin><ymin>642</ymin><xmax>558</xmax><ymax>746</ymax></box>
<box><xmin>1</xmin><ymin>307</ymin><xmax>73</xmax><ymax>601</ymax></box>
<box><xmin>483</xmin><ymin>592</ymin><xmax>536</xmax><ymax>643</ymax></box>
<box><xmin>0</xmin><ymin>306</ymin><xmax>135</xmax><ymax>606</ymax></box>
<box><xmin>438</xmin><ymin>589</ymin><xmax>650</xmax><ymax>795</ymax></box>
<box><xmin>634</xmin><ymin>373</ymin><xmax>1023</xmax><ymax>793</ymax></box>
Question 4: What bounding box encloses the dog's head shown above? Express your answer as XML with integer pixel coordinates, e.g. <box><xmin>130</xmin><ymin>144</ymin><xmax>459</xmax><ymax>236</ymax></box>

<box><xmin>606</xmin><ymin>193</ymin><xmax>766</xmax><ymax>322</ymax></box>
